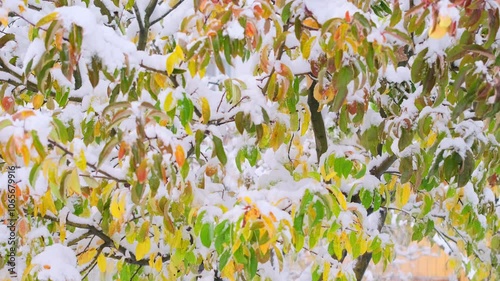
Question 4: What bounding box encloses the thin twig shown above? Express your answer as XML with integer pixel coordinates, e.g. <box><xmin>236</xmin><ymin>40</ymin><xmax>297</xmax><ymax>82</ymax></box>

<box><xmin>48</xmin><ymin>139</ymin><xmax>127</xmax><ymax>183</ymax></box>
<box><xmin>150</xmin><ymin>0</ymin><xmax>185</xmax><ymax>26</ymax></box>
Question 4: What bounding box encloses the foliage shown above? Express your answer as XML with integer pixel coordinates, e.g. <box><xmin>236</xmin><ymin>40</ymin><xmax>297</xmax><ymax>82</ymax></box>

<box><xmin>0</xmin><ymin>0</ymin><xmax>499</xmax><ymax>280</ymax></box>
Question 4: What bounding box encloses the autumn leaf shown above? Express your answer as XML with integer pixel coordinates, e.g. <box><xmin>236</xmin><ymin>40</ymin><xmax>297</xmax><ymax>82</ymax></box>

<box><xmin>76</xmin><ymin>149</ymin><xmax>87</xmax><ymax>171</ymax></box>
<box><xmin>302</xmin><ymin>17</ymin><xmax>320</xmax><ymax>29</ymax></box>
<box><xmin>245</xmin><ymin>21</ymin><xmax>257</xmax><ymax>37</ymax></box>
<box><xmin>175</xmin><ymin>145</ymin><xmax>185</xmax><ymax>167</ymax></box>
<box><xmin>429</xmin><ymin>16</ymin><xmax>452</xmax><ymax>39</ymax></box>
<box><xmin>36</xmin><ymin>11</ymin><xmax>58</xmax><ymax>27</ymax></box>
<box><xmin>97</xmin><ymin>253</ymin><xmax>107</xmax><ymax>272</ymax></box>
<box><xmin>110</xmin><ymin>192</ymin><xmax>126</xmax><ymax>219</ymax></box>
<box><xmin>12</xmin><ymin>110</ymin><xmax>36</xmax><ymax>120</ymax></box>
<box><xmin>68</xmin><ymin>169</ymin><xmax>82</xmax><ymax>195</ymax></box>
<box><xmin>78</xmin><ymin>249</ymin><xmax>97</xmax><ymax>265</ymax></box>
<box><xmin>166</xmin><ymin>44</ymin><xmax>185</xmax><ymax>75</ymax></box>
<box><xmin>200</xmin><ymin>97</ymin><xmax>211</xmax><ymax>124</ymax></box>
<box><xmin>136</xmin><ymin>159</ymin><xmax>148</xmax><ymax>184</ymax></box>
<box><xmin>135</xmin><ymin>237</ymin><xmax>151</xmax><ymax>260</ymax></box>
<box><xmin>32</xmin><ymin>93</ymin><xmax>44</xmax><ymax>109</ymax></box>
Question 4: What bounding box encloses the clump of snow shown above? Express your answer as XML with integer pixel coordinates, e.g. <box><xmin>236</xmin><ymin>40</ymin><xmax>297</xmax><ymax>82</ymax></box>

<box><xmin>437</xmin><ymin>137</ymin><xmax>468</xmax><ymax>158</ymax></box>
<box><xmin>462</xmin><ymin>183</ymin><xmax>479</xmax><ymax>206</ymax></box>
<box><xmin>360</xmin><ymin>108</ymin><xmax>383</xmax><ymax>132</ymax></box>
<box><xmin>225</xmin><ymin>21</ymin><xmax>245</xmax><ymax>40</ymax></box>
<box><xmin>304</xmin><ymin>0</ymin><xmax>360</xmax><ymax>24</ymax></box>
<box><xmin>382</xmin><ymin>65</ymin><xmax>411</xmax><ymax>83</ymax></box>
<box><xmin>31</xmin><ymin>244</ymin><xmax>81</xmax><ymax>281</ymax></box>
<box><xmin>54</xmin><ymin>6</ymin><xmax>137</xmax><ymax>70</ymax></box>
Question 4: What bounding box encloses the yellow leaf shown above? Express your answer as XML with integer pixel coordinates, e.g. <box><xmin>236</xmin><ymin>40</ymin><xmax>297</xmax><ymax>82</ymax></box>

<box><xmin>231</xmin><ymin>238</ymin><xmax>242</xmax><ymax>254</ymax></box>
<box><xmin>78</xmin><ymin>249</ymin><xmax>97</xmax><ymax>265</ymax></box>
<box><xmin>135</xmin><ymin>237</ymin><xmax>151</xmax><ymax>260</ymax></box>
<box><xmin>94</xmin><ymin>120</ymin><xmax>101</xmax><ymax>137</ymax></box>
<box><xmin>426</xmin><ymin>131</ymin><xmax>437</xmax><ymax>147</ymax></box>
<box><xmin>110</xmin><ymin>192</ymin><xmax>125</xmax><ymax>219</ymax></box>
<box><xmin>163</xmin><ymin>92</ymin><xmax>175</xmax><ymax>112</ymax></box>
<box><xmin>323</xmin><ymin>261</ymin><xmax>330</xmax><ymax>280</ymax></box>
<box><xmin>302</xmin><ymin>17</ymin><xmax>320</xmax><ymax>29</ymax></box>
<box><xmin>154</xmin><ymin>255</ymin><xmax>163</xmax><ymax>272</ymax></box>
<box><xmin>32</xmin><ymin>93</ymin><xmax>44</xmax><ymax>109</ymax></box>
<box><xmin>200</xmin><ymin>97</ymin><xmax>210</xmax><ymax>124</ymax></box>
<box><xmin>42</xmin><ymin>190</ymin><xmax>57</xmax><ymax>215</ymax></box>
<box><xmin>188</xmin><ymin>59</ymin><xmax>197</xmax><ymax>77</ymax></box>
<box><xmin>335</xmin><ymin>189</ymin><xmax>347</xmax><ymax>210</ymax></box>
<box><xmin>438</xmin><ymin>16</ymin><xmax>452</xmax><ymax>28</ymax></box>
<box><xmin>401</xmin><ymin>182</ymin><xmax>411</xmax><ymax>206</ymax></box>
<box><xmin>166</xmin><ymin>44</ymin><xmax>185</xmax><ymax>75</ymax></box>
<box><xmin>21</xmin><ymin>145</ymin><xmax>30</xmax><ymax>166</ymax></box>
<box><xmin>0</xmin><ymin>17</ymin><xmax>8</xmax><ymax>27</ymax></box>
<box><xmin>301</xmin><ymin>36</ymin><xmax>316</xmax><ymax>60</ymax></box>
<box><xmin>97</xmin><ymin>253</ymin><xmax>107</xmax><ymax>272</ymax></box>
<box><xmin>429</xmin><ymin>26</ymin><xmax>448</xmax><ymax>39</ymax></box>
<box><xmin>76</xmin><ymin>149</ymin><xmax>87</xmax><ymax>171</ymax></box>
<box><xmin>153</xmin><ymin>73</ymin><xmax>168</xmax><ymax>89</ymax></box>
<box><xmin>175</xmin><ymin>145</ymin><xmax>185</xmax><ymax>167</ymax></box>
<box><xmin>12</xmin><ymin>110</ymin><xmax>36</xmax><ymax>121</ymax></box>
<box><xmin>68</xmin><ymin>169</ymin><xmax>81</xmax><ymax>195</ymax></box>
<box><xmin>36</xmin><ymin>12</ymin><xmax>59</xmax><ymax>27</ymax></box>
<box><xmin>222</xmin><ymin>261</ymin><xmax>236</xmax><ymax>281</ymax></box>
<box><xmin>429</xmin><ymin>16</ymin><xmax>452</xmax><ymax>39</ymax></box>
<box><xmin>301</xmin><ymin>105</ymin><xmax>310</xmax><ymax>136</ymax></box>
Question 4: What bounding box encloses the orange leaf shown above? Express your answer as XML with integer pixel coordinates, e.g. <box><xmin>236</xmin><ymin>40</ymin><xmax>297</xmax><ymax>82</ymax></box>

<box><xmin>302</xmin><ymin>17</ymin><xmax>320</xmax><ymax>29</ymax></box>
<box><xmin>245</xmin><ymin>21</ymin><xmax>257</xmax><ymax>37</ymax></box>
<box><xmin>345</xmin><ymin>11</ymin><xmax>351</xmax><ymax>23</ymax></box>
<box><xmin>118</xmin><ymin>141</ymin><xmax>128</xmax><ymax>161</ymax></box>
<box><xmin>136</xmin><ymin>160</ymin><xmax>147</xmax><ymax>184</ymax></box>
<box><xmin>175</xmin><ymin>145</ymin><xmax>185</xmax><ymax>167</ymax></box>
<box><xmin>12</xmin><ymin>110</ymin><xmax>35</xmax><ymax>121</ymax></box>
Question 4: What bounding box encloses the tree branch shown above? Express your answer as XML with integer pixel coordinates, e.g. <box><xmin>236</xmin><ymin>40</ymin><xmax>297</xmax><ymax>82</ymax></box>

<box><xmin>307</xmin><ymin>81</ymin><xmax>328</xmax><ymax>162</ymax></box>
<box><xmin>41</xmin><ymin>212</ymin><xmax>170</xmax><ymax>266</ymax></box>
<box><xmin>134</xmin><ymin>0</ymin><xmax>159</xmax><ymax>51</ymax></box>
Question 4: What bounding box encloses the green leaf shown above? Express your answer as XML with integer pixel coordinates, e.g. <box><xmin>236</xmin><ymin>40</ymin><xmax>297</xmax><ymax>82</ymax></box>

<box><xmin>281</xmin><ymin>2</ymin><xmax>293</xmax><ymax>23</ymax></box>
<box><xmin>178</xmin><ymin>94</ymin><xmax>194</xmax><ymax>127</ymax></box>
<box><xmin>29</xmin><ymin>163</ymin><xmax>41</xmax><ymax>187</ymax></box>
<box><xmin>200</xmin><ymin>223</ymin><xmax>213</xmax><ymax>248</ymax></box>
<box><xmin>98</xmin><ymin>137</ymin><xmax>119</xmax><ymax>167</ymax></box>
<box><xmin>195</xmin><ymin>130</ymin><xmax>205</xmax><ymax>159</ymax></box>
<box><xmin>398</xmin><ymin>128</ymin><xmax>413</xmax><ymax>151</ymax></box>
<box><xmin>213</xmin><ymin>136</ymin><xmax>227</xmax><ymax>165</ymax></box>
<box><xmin>0</xmin><ymin>34</ymin><xmax>15</xmax><ymax>49</ymax></box>
<box><xmin>52</xmin><ymin>118</ymin><xmax>69</xmax><ymax>144</ymax></box>
<box><xmin>361</xmin><ymin>189</ymin><xmax>373</xmax><ymax>209</ymax></box>
<box><xmin>457</xmin><ymin>150</ymin><xmax>474</xmax><ymax>187</ymax></box>
<box><xmin>248</xmin><ymin>248</ymin><xmax>258</xmax><ymax>279</ymax></box>
<box><xmin>218</xmin><ymin>250</ymin><xmax>231</xmax><ymax>271</ymax></box>
<box><xmin>0</xmin><ymin>119</ymin><xmax>12</xmax><ymax>131</ymax></box>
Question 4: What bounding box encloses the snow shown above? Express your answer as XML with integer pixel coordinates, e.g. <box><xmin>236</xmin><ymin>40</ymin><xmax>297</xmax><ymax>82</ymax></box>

<box><xmin>55</xmin><ymin>6</ymin><xmax>137</xmax><ymax>70</ymax></box>
<box><xmin>304</xmin><ymin>0</ymin><xmax>360</xmax><ymax>24</ymax></box>
<box><xmin>225</xmin><ymin>20</ymin><xmax>245</xmax><ymax>40</ymax></box>
<box><xmin>360</xmin><ymin>108</ymin><xmax>383</xmax><ymax>132</ymax></box>
<box><xmin>383</xmin><ymin>65</ymin><xmax>411</xmax><ymax>83</ymax></box>
<box><xmin>22</xmin><ymin>38</ymin><xmax>45</xmax><ymax>71</ymax></box>
<box><xmin>437</xmin><ymin>137</ymin><xmax>468</xmax><ymax>158</ymax></box>
<box><xmin>31</xmin><ymin>244</ymin><xmax>81</xmax><ymax>281</ymax></box>
<box><xmin>462</xmin><ymin>183</ymin><xmax>479</xmax><ymax>206</ymax></box>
